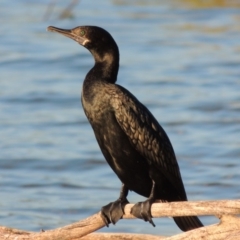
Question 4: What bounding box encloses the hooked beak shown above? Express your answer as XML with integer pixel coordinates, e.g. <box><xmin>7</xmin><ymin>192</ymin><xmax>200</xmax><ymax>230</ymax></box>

<box><xmin>47</xmin><ymin>26</ymin><xmax>86</xmax><ymax>45</ymax></box>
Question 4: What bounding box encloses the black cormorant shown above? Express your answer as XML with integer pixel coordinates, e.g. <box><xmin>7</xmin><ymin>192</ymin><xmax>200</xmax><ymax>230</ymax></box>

<box><xmin>47</xmin><ymin>25</ymin><xmax>203</xmax><ymax>231</ymax></box>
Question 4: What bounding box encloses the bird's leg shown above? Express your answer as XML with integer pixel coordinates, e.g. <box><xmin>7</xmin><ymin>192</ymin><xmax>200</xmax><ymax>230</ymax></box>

<box><xmin>131</xmin><ymin>180</ymin><xmax>156</xmax><ymax>227</ymax></box>
<box><xmin>101</xmin><ymin>183</ymin><xmax>129</xmax><ymax>227</ymax></box>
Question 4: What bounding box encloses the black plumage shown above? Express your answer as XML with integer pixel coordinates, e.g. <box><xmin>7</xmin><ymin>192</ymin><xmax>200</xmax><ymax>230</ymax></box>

<box><xmin>47</xmin><ymin>25</ymin><xmax>203</xmax><ymax>231</ymax></box>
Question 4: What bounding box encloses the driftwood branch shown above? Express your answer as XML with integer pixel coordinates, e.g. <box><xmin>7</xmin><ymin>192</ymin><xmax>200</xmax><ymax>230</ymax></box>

<box><xmin>1</xmin><ymin>200</ymin><xmax>240</xmax><ymax>240</ymax></box>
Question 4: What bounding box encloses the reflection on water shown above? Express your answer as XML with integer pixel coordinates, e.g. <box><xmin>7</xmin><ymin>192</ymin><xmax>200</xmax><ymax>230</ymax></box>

<box><xmin>179</xmin><ymin>0</ymin><xmax>240</xmax><ymax>8</ymax></box>
<box><xmin>112</xmin><ymin>0</ymin><xmax>240</xmax><ymax>8</ymax></box>
<box><xmin>0</xmin><ymin>0</ymin><xmax>240</xmax><ymax>236</ymax></box>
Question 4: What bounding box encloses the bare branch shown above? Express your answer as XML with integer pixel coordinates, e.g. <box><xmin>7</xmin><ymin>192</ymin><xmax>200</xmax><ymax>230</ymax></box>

<box><xmin>123</xmin><ymin>199</ymin><xmax>240</xmax><ymax>219</ymax></box>
<box><xmin>1</xmin><ymin>200</ymin><xmax>240</xmax><ymax>240</ymax></box>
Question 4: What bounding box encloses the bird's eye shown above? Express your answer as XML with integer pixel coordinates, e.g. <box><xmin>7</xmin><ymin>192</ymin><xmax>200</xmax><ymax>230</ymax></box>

<box><xmin>80</xmin><ymin>30</ymin><xmax>85</xmax><ymax>36</ymax></box>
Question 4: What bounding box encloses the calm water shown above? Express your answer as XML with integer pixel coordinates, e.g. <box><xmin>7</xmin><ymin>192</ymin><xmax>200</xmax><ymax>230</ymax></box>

<box><xmin>1</xmin><ymin>0</ymin><xmax>240</xmax><ymax>236</ymax></box>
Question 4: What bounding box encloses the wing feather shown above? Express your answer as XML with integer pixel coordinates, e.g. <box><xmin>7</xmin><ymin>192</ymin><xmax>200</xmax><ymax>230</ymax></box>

<box><xmin>110</xmin><ymin>85</ymin><xmax>184</xmax><ymax>190</ymax></box>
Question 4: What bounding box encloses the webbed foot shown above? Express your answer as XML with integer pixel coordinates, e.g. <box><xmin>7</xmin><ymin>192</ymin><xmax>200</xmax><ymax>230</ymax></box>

<box><xmin>101</xmin><ymin>183</ymin><xmax>129</xmax><ymax>227</ymax></box>
<box><xmin>131</xmin><ymin>198</ymin><xmax>155</xmax><ymax>227</ymax></box>
<box><xmin>101</xmin><ymin>197</ymin><xmax>129</xmax><ymax>226</ymax></box>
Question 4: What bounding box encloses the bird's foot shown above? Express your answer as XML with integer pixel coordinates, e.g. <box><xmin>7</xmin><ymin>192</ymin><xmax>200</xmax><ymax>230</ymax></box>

<box><xmin>101</xmin><ymin>197</ymin><xmax>129</xmax><ymax>227</ymax></box>
<box><xmin>131</xmin><ymin>198</ymin><xmax>155</xmax><ymax>227</ymax></box>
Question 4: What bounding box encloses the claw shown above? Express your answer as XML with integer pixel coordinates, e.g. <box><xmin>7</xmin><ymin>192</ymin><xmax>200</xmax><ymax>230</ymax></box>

<box><xmin>101</xmin><ymin>203</ymin><xmax>111</xmax><ymax>227</ymax></box>
<box><xmin>131</xmin><ymin>199</ymin><xmax>155</xmax><ymax>227</ymax></box>
<box><xmin>101</xmin><ymin>184</ymin><xmax>129</xmax><ymax>227</ymax></box>
<box><xmin>101</xmin><ymin>197</ymin><xmax>129</xmax><ymax>226</ymax></box>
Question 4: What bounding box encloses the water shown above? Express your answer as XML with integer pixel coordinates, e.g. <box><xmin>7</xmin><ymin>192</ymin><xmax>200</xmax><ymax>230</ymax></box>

<box><xmin>0</xmin><ymin>0</ymin><xmax>240</xmax><ymax>236</ymax></box>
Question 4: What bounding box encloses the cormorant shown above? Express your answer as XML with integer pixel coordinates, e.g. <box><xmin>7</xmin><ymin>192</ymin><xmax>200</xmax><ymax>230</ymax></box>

<box><xmin>47</xmin><ymin>25</ymin><xmax>203</xmax><ymax>231</ymax></box>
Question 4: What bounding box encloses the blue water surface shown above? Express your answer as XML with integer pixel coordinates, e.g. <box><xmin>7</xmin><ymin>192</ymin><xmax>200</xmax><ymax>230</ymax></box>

<box><xmin>0</xmin><ymin>0</ymin><xmax>240</xmax><ymax>236</ymax></box>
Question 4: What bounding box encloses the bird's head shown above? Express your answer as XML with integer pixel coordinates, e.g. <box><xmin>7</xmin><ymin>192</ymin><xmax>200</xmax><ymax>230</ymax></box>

<box><xmin>47</xmin><ymin>26</ymin><xmax>119</xmax><ymax>64</ymax></box>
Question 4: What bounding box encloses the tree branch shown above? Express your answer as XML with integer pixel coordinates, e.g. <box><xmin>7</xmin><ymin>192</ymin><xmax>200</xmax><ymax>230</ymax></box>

<box><xmin>1</xmin><ymin>200</ymin><xmax>240</xmax><ymax>240</ymax></box>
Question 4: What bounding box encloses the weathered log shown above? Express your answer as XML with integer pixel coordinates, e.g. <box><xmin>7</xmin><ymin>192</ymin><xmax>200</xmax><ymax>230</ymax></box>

<box><xmin>0</xmin><ymin>200</ymin><xmax>240</xmax><ymax>240</ymax></box>
<box><xmin>165</xmin><ymin>215</ymin><xmax>240</xmax><ymax>240</ymax></box>
<box><xmin>124</xmin><ymin>199</ymin><xmax>240</xmax><ymax>218</ymax></box>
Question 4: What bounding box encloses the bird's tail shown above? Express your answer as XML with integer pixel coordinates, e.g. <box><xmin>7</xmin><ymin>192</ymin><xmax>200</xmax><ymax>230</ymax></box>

<box><xmin>173</xmin><ymin>215</ymin><xmax>203</xmax><ymax>232</ymax></box>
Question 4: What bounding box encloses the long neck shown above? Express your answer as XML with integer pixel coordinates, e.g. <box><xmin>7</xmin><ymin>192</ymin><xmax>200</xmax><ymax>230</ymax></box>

<box><xmin>82</xmin><ymin>49</ymin><xmax>119</xmax><ymax>104</ymax></box>
<box><xmin>86</xmin><ymin>47</ymin><xmax>119</xmax><ymax>84</ymax></box>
